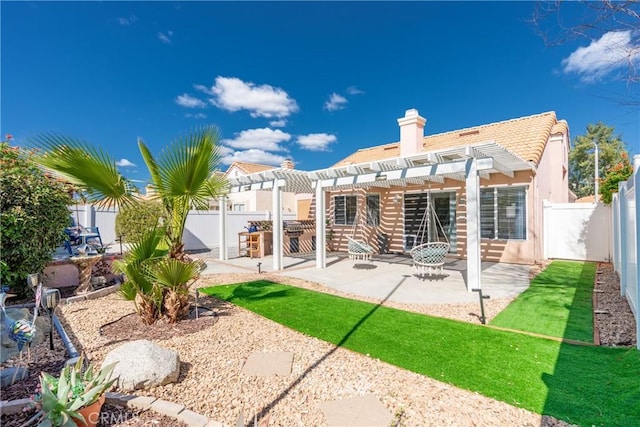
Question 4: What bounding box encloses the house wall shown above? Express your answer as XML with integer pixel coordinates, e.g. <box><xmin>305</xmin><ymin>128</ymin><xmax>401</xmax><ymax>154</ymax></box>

<box><xmin>228</xmin><ymin>190</ymin><xmax>297</xmax><ymax>213</ymax></box>
<box><xmin>532</xmin><ymin>132</ymin><xmax>571</xmax><ymax>262</ymax></box>
<box><xmin>326</xmin><ymin>170</ymin><xmax>540</xmax><ymax>264</ymax></box>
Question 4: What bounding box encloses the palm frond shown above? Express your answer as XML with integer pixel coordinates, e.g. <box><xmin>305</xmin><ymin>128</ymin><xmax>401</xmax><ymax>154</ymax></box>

<box><xmin>151</xmin><ymin>258</ymin><xmax>200</xmax><ymax>291</ymax></box>
<box><xmin>30</xmin><ymin>133</ymin><xmax>136</xmax><ymax>209</ymax></box>
<box><xmin>159</xmin><ymin>126</ymin><xmax>221</xmax><ymax>198</ymax></box>
<box><xmin>138</xmin><ymin>139</ymin><xmax>165</xmax><ymax>196</ymax></box>
<box><xmin>121</xmin><ymin>227</ymin><xmax>168</xmax><ymax>264</ymax></box>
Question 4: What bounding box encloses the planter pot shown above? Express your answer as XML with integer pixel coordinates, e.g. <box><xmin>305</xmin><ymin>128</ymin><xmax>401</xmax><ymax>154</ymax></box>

<box><xmin>74</xmin><ymin>393</ymin><xmax>105</xmax><ymax>427</ymax></box>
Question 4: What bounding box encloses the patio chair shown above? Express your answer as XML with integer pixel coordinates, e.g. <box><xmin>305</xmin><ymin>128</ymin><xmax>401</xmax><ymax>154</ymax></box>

<box><xmin>347</xmin><ymin>236</ymin><xmax>374</xmax><ymax>262</ymax></box>
<box><xmin>80</xmin><ymin>227</ymin><xmax>103</xmax><ymax>247</ymax></box>
<box><xmin>410</xmin><ymin>241</ymin><xmax>450</xmax><ymax>276</ymax></box>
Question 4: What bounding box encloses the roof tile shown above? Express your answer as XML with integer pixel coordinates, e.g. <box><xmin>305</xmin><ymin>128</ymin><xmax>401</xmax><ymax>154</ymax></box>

<box><xmin>333</xmin><ymin>111</ymin><xmax>565</xmax><ymax>167</ymax></box>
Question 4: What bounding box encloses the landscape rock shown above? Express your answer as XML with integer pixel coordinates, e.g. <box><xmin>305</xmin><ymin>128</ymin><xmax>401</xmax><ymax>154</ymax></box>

<box><xmin>102</xmin><ymin>339</ymin><xmax>180</xmax><ymax>391</ymax></box>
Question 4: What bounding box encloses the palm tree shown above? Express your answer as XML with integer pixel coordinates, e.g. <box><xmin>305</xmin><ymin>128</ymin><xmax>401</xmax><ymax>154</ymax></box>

<box><xmin>32</xmin><ymin>127</ymin><xmax>227</xmax><ymax>323</ymax></box>
<box><xmin>33</xmin><ymin>127</ymin><xmax>227</xmax><ymax>257</ymax></box>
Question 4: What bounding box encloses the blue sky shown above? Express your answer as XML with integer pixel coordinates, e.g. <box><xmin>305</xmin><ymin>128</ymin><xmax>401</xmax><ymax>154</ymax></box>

<box><xmin>2</xmin><ymin>1</ymin><xmax>639</xmax><ymax>185</ymax></box>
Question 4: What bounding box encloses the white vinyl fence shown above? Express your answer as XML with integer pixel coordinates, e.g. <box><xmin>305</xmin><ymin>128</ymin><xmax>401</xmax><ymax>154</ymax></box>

<box><xmin>72</xmin><ymin>205</ymin><xmax>295</xmax><ymax>252</ymax></box>
<box><xmin>543</xmin><ymin>201</ymin><xmax>612</xmax><ymax>262</ymax></box>
<box><xmin>612</xmin><ymin>155</ymin><xmax>640</xmax><ymax>350</ymax></box>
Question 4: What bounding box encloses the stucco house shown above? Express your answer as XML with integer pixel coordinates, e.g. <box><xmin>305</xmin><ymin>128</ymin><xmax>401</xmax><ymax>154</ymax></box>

<box><xmin>224</xmin><ymin>160</ymin><xmax>301</xmax><ymax>214</ymax></box>
<box><xmin>323</xmin><ymin>109</ymin><xmax>570</xmax><ymax>265</ymax></box>
<box><xmin>226</xmin><ymin>107</ymin><xmax>571</xmax><ymax>280</ymax></box>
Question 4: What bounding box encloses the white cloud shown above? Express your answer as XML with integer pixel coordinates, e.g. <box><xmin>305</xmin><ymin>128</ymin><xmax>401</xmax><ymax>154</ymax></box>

<box><xmin>346</xmin><ymin>86</ymin><xmax>365</xmax><ymax>95</ymax></box>
<box><xmin>203</xmin><ymin>76</ymin><xmax>299</xmax><ymax>118</ymax></box>
<box><xmin>217</xmin><ymin>145</ymin><xmax>235</xmax><ymax>156</ymax></box>
<box><xmin>176</xmin><ymin>94</ymin><xmax>206</xmax><ymax>108</ymax></box>
<box><xmin>193</xmin><ymin>84</ymin><xmax>213</xmax><ymax>95</ymax></box>
<box><xmin>324</xmin><ymin>93</ymin><xmax>348</xmax><ymax>111</ymax></box>
<box><xmin>116</xmin><ymin>158</ymin><xmax>136</xmax><ymax>168</ymax></box>
<box><xmin>222</xmin><ymin>128</ymin><xmax>290</xmax><ymax>152</ymax></box>
<box><xmin>296</xmin><ymin>133</ymin><xmax>337</xmax><ymax>151</ymax></box>
<box><xmin>222</xmin><ymin>149</ymin><xmax>287</xmax><ymax>166</ymax></box>
<box><xmin>562</xmin><ymin>30</ymin><xmax>640</xmax><ymax>82</ymax></box>
<box><xmin>158</xmin><ymin>31</ymin><xmax>173</xmax><ymax>44</ymax></box>
<box><xmin>269</xmin><ymin>119</ymin><xmax>287</xmax><ymax>127</ymax></box>
<box><xmin>185</xmin><ymin>113</ymin><xmax>207</xmax><ymax>119</ymax></box>
<box><xmin>118</xmin><ymin>15</ymin><xmax>138</xmax><ymax>26</ymax></box>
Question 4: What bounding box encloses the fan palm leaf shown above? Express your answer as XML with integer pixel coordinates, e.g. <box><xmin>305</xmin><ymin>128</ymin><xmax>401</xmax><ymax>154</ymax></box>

<box><xmin>31</xmin><ymin>133</ymin><xmax>136</xmax><ymax>209</ymax></box>
<box><xmin>151</xmin><ymin>258</ymin><xmax>200</xmax><ymax>293</ymax></box>
<box><xmin>113</xmin><ymin>227</ymin><xmax>166</xmax><ymax>311</ymax></box>
<box><xmin>145</xmin><ymin>126</ymin><xmax>225</xmax><ymax>251</ymax></box>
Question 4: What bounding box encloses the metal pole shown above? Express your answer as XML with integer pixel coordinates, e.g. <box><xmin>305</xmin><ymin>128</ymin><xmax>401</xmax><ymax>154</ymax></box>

<box><xmin>594</xmin><ymin>142</ymin><xmax>599</xmax><ymax>203</ymax></box>
<box><xmin>49</xmin><ymin>312</ymin><xmax>55</xmax><ymax>350</ymax></box>
<box><xmin>472</xmin><ymin>288</ymin><xmax>490</xmax><ymax>324</ymax></box>
<box><xmin>195</xmin><ymin>288</ymin><xmax>199</xmax><ymax>320</ymax></box>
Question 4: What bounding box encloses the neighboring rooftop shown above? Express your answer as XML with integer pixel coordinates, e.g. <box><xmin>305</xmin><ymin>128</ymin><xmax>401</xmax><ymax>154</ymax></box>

<box><xmin>224</xmin><ymin>161</ymin><xmax>275</xmax><ymax>177</ymax></box>
<box><xmin>334</xmin><ymin>111</ymin><xmax>568</xmax><ymax>168</ymax></box>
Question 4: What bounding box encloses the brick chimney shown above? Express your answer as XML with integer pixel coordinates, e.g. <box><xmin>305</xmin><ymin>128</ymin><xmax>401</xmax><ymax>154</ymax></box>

<box><xmin>397</xmin><ymin>109</ymin><xmax>426</xmax><ymax>157</ymax></box>
<box><xmin>281</xmin><ymin>159</ymin><xmax>294</xmax><ymax>169</ymax></box>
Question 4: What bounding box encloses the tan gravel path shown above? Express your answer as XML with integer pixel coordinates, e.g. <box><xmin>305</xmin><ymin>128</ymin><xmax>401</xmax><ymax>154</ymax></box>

<box><xmin>58</xmin><ymin>272</ymin><xmax>569</xmax><ymax>426</ymax></box>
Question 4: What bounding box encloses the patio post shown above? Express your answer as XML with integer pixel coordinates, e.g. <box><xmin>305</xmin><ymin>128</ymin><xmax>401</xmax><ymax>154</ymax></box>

<box><xmin>272</xmin><ymin>180</ymin><xmax>283</xmax><ymax>271</ymax></box>
<box><xmin>465</xmin><ymin>158</ymin><xmax>481</xmax><ymax>291</ymax></box>
<box><xmin>619</xmin><ymin>180</ymin><xmax>628</xmax><ymax>297</ymax></box>
<box><xmin>218</xmin><ymin>195</ymin><xmax>228</xmax><ymax>261</ymax></box>
<box><xmin>315</xmin><ymin>183</ymin><xmax>326</xmax><ymax>268</ymax></box>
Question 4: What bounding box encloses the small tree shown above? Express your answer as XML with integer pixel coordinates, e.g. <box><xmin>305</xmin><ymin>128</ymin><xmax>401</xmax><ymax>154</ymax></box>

<box><xmin>569</xmin><ymin>122</ymin><xmax>628</xmax><ymax>198</ymax></box>
<box><xmin>599</xmin><ymin>153</ymin><xmax>634</xmax><ymax>204</ymax></box>
<box><xmin>0</xmin><ymin>142</ymin><xmax>72</xmax><ymax>297</ymax></box>
<box><xmin>115</xmin><ymin>200</ymin><xmax>164</xmax><ymax>243</ymax></box>
<box><xmin>32</xmin><ymin>127</ymin><xmax>227</xmax><ymax>323</ymax></box>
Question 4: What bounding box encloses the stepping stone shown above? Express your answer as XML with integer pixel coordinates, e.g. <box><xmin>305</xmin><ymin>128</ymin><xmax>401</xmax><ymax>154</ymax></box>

<box><xmin>320</xmin><ymin>394</ymin><xmax>393</xmax><ymax>426</ymax></box>
<box><xmin>241</xmin><ymin>352</ymin><xmax>293</xmax><ymax>377</ymax></box>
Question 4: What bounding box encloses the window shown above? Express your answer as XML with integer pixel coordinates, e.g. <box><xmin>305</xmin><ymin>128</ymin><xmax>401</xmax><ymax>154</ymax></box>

<box><xmin>290</xmin><ymin>237</ymin><xmax>300</xmax><ymax>253</ymax></box>
<box><xmin>480</xmin><ymin>187</ymin><xmax>526</xmax><ymax>240</ymax></box>
<box><xmin>233</xmin><ymin>204</ymin><xmax>246</xmax><ymax>212</ymax></box>
<box><xmin>366</xmin><ymin>194</ymin><xmax>380</xmax><ymax>226</ymax></box>
<box><xmin>334</xmin><ymin>195</ymin><xmax>357</xmax><ymax>225</ymax></box>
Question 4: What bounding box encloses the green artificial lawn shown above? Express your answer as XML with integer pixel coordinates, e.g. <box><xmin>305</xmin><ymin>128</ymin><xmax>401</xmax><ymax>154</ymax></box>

<box><xmin>490</xmin><ymin>261</ymin><xmax>596</xmax><ymax>342</ymax></box>
<box><xmin>201</xmin><ymin>278</ymin><xmax>640</xmax><ymax>426</ymax></box>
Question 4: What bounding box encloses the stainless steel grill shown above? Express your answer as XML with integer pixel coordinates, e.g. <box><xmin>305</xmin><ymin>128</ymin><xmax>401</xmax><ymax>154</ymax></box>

<box><xmin>284</xmin><ymin>221</ymin><xmax>304</xmax><ymax>236</ymax></box>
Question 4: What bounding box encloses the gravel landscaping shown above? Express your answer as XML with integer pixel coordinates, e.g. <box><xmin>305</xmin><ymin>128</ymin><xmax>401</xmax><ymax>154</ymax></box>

<box><xmin>2</xmin><ymin>262</ymin><xmax>635</xmax><ymax>426</ymax></box>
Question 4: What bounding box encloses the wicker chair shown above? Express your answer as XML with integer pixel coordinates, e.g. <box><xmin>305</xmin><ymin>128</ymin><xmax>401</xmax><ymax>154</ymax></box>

<box><xmin>347</xmin><ymin>236</ymin><xmax>374</xmax><ymax>262</ymax></box>
<box><xmin>410</xmin><ymin>241</ymin><xmax>450</xmax><ymax>276</ymax></box>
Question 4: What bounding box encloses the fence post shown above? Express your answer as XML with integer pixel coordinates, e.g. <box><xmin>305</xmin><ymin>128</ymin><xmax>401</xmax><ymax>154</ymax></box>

<box><xmin>542</xmin><ymin>199</ymin><xmax>550</xmax><ymax>260</ymax></box>
<box><xmin>619</xmin><ymin>180</ymin><xmax>628</xmax><ymax>297</ymax></box>
<box><xmin>633</xmin><ymin>155</ymin><xmax>640</xmax><ymax>350</ymax></box>
<box><xmin>612</xmin><ymin>193</ymin><xmax>620</xmax><ymax>274</ymax></box>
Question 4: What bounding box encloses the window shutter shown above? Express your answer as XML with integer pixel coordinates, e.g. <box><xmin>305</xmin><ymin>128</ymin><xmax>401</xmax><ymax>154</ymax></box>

<box><xmin>480</xmin><ymin>190</ymin><xmax>495</xmax><ymax>239</ymax></box>
<box><xmin>497</xmin><ymin>187</ymin><xmax>526</xmax><ymax>240</ymax></box>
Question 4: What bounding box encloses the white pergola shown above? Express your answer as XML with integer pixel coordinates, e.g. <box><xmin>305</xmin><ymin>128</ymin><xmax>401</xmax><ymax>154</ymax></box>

<box><xmin>224</xmin><ymin>141</ymin><xmax>533</xmax><ymax>290</ymax></box>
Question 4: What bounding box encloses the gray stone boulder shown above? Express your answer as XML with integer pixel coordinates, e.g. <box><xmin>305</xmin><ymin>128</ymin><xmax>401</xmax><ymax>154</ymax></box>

<box><xmin>101</xmin><ymin>340</ymin><xmax>180</xmax><ymax>391</ymax></box>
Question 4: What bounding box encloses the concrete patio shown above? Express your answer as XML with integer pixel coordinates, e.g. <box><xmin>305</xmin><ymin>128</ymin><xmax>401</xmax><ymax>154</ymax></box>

<box><xmin>200</xmin><ymin>252</ymin><xmax>532</xmax><ymax>305</ymax></box>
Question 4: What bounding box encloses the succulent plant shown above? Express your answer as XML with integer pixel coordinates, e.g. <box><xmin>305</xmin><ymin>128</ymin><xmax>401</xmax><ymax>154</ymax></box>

<box><xmin>34</xmin><ymin>356</ymin><xmax>117</xmax><ymax>427</ymax></box>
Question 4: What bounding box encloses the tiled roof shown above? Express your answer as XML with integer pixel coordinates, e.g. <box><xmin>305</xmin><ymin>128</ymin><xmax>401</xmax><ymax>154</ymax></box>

<box><xmin>576</xmin><ymin>195</ymin><xmax>596</xmax><ymax>203</ymax></box>
<box><xmin>333</xmin><ymin>111</ymin><xmax>566</xmax><ymax>168</ymax></box>
<box><xmin>224</xmin><ymin>161</ymin><xmax>274</xmax><ymax>177</ymax></box>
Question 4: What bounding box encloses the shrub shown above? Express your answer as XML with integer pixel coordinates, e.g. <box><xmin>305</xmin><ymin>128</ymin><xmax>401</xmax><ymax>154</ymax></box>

<box><xmin>0</xmin><ymin>143</ymin><xmax>71</xmax><ymax>297</ymax></box>
<box><xmin>599</xmin><ymin>152</ymin><xmax>633</xmax><ymax>204</ymax></box>
<box><xmin>115</xmin><ymin>201</ymin><xmax>163</xmax><ymax>243</ymax></box>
